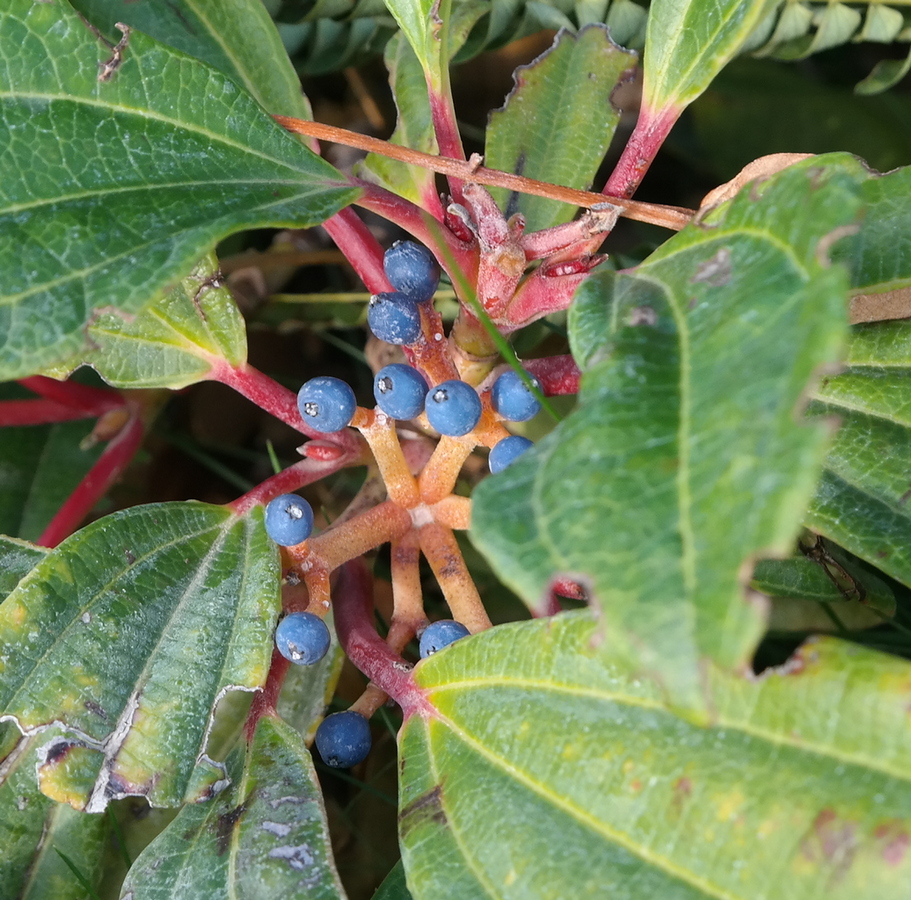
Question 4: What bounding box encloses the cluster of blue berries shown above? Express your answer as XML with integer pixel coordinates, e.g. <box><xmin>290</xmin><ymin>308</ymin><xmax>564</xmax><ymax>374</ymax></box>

<box><xmin>367</xmin><ymin>240</ymin><xmax>440</xmax><ymax>344</ymax></box>
<box><xmin>292</xmin><ymin>240</ymin><xmax>542</xmax><ymax>472</ymax></box>
<box><xmin>260</xmin><ymin>241</ymin><xmax>551</xmax><ymax>770</ymax></box>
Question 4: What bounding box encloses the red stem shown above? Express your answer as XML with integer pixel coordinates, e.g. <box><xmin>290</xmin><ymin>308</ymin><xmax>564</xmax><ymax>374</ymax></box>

<box><xmin>37</xmin><ymin>411</ymin><xmax>145</xmax><ymax>548</ymax></box>
<box><xmin>524</xmin><ymin>355</ymin><xmax>581</xmax><ymax>396</ymax></box>
<box><xmin>19</xmin><ymin>376</ymin><xmax>122</xmax><ymax>416</ymax></box>
<box><xmin>355</xmin><ymin>181</ymin><xmax>478</xmax><ymax>281</ymax></box>
<box><xmin>428</xmin><ymin>91</ymin><xmax>466</xmax><ymax>205</ymax></box>
<box><xmin>322</xmin><ymin>207</ymin><xmax>392</xmax><ymax>294</ymax></box>
<box><xmin>0</xmin><ymin>399</ymin><xmax>99</xmax><ymax>427</ymax></box>
<box><xmin>229</xmin><ymin>456</ymin><xmax>357</xmax><ymax>515</ymax></box>
<box><xmin>604</xmin><ymin>105</ymin><xmax>681</xmax><ymax>200</ymax></box>
<box><xmin>210</xmin><ymin>361</ymin><xmax>363</xmax><ymax>455</ymax></box>
<box><xmin>333</xmin><ymin>559</ymin><xmax>430</xmax><ymax>716</ymax></box>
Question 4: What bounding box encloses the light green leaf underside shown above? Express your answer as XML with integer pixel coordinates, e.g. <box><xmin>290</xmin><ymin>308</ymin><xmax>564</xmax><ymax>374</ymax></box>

<box><xmin>486</xmin><ymin>25</ymin><xmax>637</xmax><ymax>232</ymax></box>
<box><xmin>0</xmin><ymin>728</ymin><xmax>107</xmax><ymax>900</ymax></box>
<box><xmin>400</xmin><ymin>612</ymin><xmax>911</xmax><ymax>900</ymax></box>
<box><xmin>643</xmin><ymin>0</ymin><xmax>780</xmax><ymax>113</ymax></box>
<box><xmin>0</xmin><ymin>502</ymin><xmax>279</xmax><ymax>812</ymax></box>
<box><xmin>805</xmin><ymin>317</ymin><xmax>911</xmax><ymax>590</ymax></box>
<box><xmin>833</xmin><ymin>165</ymin><xmax>911</xmax><ymax>294</ymax></box>
<box><xmin>0</xmin><ymin>0</ymin><xmax>357</xmax><ymax>380</ymax></box>
<box><xmin>0</xmin><ymin>537</ymin><xmax>47</xmax><ymax>598</ymax></box>
<box><xmin>70</xmin><ymin>0</ymin><xmax>313</xmax><ymax>117</ymax></box>
<box><xmin>472</xmin><ymin>156</ymin><xmax>863</xmax><ymax>713</ymax></box>
<box><xmin>0</xmin><ymin>413</ymin><xmax>104</xmax><ymax>543</ymax></box>
<box><xmin>48</xmin><ymin>251</ymin><xmax>248</xmax><ymax>389</ymax></box>
<box><xmin>120</xmin><ymin>714</ymin><xmax>346</xmax><ymax>900</ymax></box>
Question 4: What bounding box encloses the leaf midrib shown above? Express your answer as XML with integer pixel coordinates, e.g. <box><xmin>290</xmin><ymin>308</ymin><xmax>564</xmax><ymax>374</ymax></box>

<box><xmin>425</xmin><ymin>673</ymin><xmax>910</xmax><ymax>785</ymax></box>
<box><xmin>0</xmin><ymin>90</ymin><xmax>316</xmax><ymax>174</ymax></box>
<box><xmin>0</xmin><ymin>176</ymin><xmax>348</xmax><ymax>219</ymax></box>
<box><xmin>421</xmin><ymin>711</ymin><xmax>740</xmax><ymax>900</ymax></box>
<box><xmin>0</xmin><ymin>189</ymin><xmax>344</xmax><ymax>309</ymax></box>
<box><xmin>1</xmin><ymin>509</ymin><xmax>228</xmax><ymax>722</ymax></box>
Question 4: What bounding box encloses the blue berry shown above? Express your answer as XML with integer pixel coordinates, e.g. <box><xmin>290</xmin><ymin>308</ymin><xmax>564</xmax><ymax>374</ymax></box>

<box><xmin>297</xmin><ymin>376</ymin><xmax>357</xmax><ymax>433</ymax></box>
<box><xmin>383</xmin><ymin>240</ymin><xmax>440</xmax><ymax>303</ymax></box>
<box><xmin>274</xmin><ymin>612</ymin><xmax>331</xmax><ymax>665</ymax></box>
<box><xmin>489</xmin><ymin>435</ymin><xmax>534</xmax><ymax>473</ymax></box>
<box><xmin>315</xmin><ymin>710</ymin><xmax>372</xmax><ymax>768</ymax></box>
<box><xmin>419</xmin><ymin>620</ymin><xmax>471</xmax><ymax>658</ymax></box>
<box><xmin>374</xmin><ymin>363</ymin><xmax>429</xmax><ymax>420</ymax></box>
<box><xmin>425</xmin><ymin>380</ymin><xmax>482</xmax><ymax>436</ymax></box>
<box><xmin>491</xmin><ymin>369</ymin><xmax>542</xmax><ymax>422</ymax></box>
<box><xmin>368</xmin><ymin>292</ymin><xmax>423</xmax><ymax>345</ymax></box>
<box><xmin>264</xmin><ymin>494</ymin><xmax>314</xmax><ymax>546</ymax></box>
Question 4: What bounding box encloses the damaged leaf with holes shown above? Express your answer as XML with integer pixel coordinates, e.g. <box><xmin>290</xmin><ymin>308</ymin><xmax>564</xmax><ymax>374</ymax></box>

<box><xmin>472</xmin><ymin>155</ymin><xmax>866</xmax><ymax>714</ymax></box>
<box><xmin>120</xmin><ymin>714</ymin><xmax>345</xmax><ymax>900</ymax></box>
<box><xmin>0</xmin><ymin>502</ymin><xmax>279</xmax><ymax>811</ymax></box>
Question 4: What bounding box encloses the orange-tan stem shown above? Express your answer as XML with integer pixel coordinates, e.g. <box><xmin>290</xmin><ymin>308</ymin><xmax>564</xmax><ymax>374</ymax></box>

<box><xmin>356</xmin><ymin>411</ymin><xmax>421</xmax><ymax>508</ymax></box>
<box><xmin>273</xmin><ymin>116</ymin><xmax>695</xmax><ymax>231</ymax></box>
<box><xmin>388</xmin><ymin>529</ymin><xmax>428</xmax><ymax>653</ymax></box>
<box><xmin>419</xmin><ymin>435</ymin><xmax>475</xmax><ymax>505</ymax></box>
<box><xmin>419</xmin><ymin>522</ymin><xmax>491</xmax><ymax>633</ymax></box>
<box><xmin>349</xmin><ymin>684</ymin><xmax>390</xmax><ymax>719</ymax></box>
<box><xmin>290</xmin><ymin>500</ymin><xmax>414</xmax><ymax>574</ymax></box>
<box><xmin>303</xmin><ymin>566</ymin><xmax>331</xmax><ymax>614</ymax></box>
<box><xmin>431</xmin><ymin>495</ymin><xmax>471</xmax><ymax>531</ymax></box>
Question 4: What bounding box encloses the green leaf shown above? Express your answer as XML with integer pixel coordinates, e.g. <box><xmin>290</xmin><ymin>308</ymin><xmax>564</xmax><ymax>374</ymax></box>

<box><xmin>642</xmin><ymin>0</ymin><xmax>781</xmax><ymax>116</ymax></box>
<box><xmin>472</xmin><ymin>156</ymin><xmax>863</xmax><ymax>712</ymax></box>
<box><xmin>359</xmin><ymin>33</ymin><xmax>438</xmax><ymax>206</ymax></box>
<box><xmin>45</xmin><ymin>252</ymin><xmax>248</xmax><ymax>390</ymax></box>
<box><xmin>833</xmin><ymin>166</ymin><xmax>911</xmax><ymax>294</ymax></box>
<box><xmin>0</xmin><ymin>0</ymin><xmax>357</xmax><ymax>380</ymax></box>
<box><xmin>381</xmin><ymin>0</ymin><xmax>452</xmax><ymax>91</ymax></box>
<box><xmin>0</xmin><ymin>415</ymin><xmax>104</xmax><ymax>542</ymax></box>
<box><xmin>751</xmin><ymin>550</ymin><xmax>895</xmax><ymax>616</ymax></box>
<box><xmin>804</xmin><ymin>318</ymin><xmax>911</xmax><ymax>592</ymax></box>
<box><xmin>0</xmin><ymin>536</ymin><xmax>46</xmax><ymax>598</ymax></box>
<box><xmin>359</xmin><ymin>2</ymin><xmax>485</xmax><ymax>204</ymax></box>
<box><xmin>485</xmin><ymin>25</ymin><xmax>637</xmax><ymax>232</ymax></box>
<box><xmin>373</xmin><ymin>860</ymin><xmax>413</xmax><ymax>900</ymax></box>
<box><xmin>0</xmin><ymin>502</ymin><xmax>279</xmax><ymax>811</ymax></box>
<box><xmin>770</xmin><ymin>2</ymin><xmax>862</xmax><ymax>61</ymax></box>
<box><xmin>400</xmin><ymin>611</ymin><xmax>911</xmax><ymax>900</ymax></box>
<box><xmin>855</xmin><ymin>46</ymin><xmax>911</xmax><ymax>97</ymax></box>
<box><xmin>120</xmin><ymin>713</ymin><xmax>346</xmax><ymax>900</ymax></box>
<box><xmin>0</xmin><ymin>729</ymin><xmax>108</xmax><ymax>900</ymax></box>
<box><xmin>70</xmin><ymin>0</ymin><xmax>313</xmax><ymax>117</ymax></box>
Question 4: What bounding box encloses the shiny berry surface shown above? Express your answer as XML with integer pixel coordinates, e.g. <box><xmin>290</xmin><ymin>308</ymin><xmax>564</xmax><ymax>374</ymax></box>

<box><xmin>383</xmin><ymin>240</ymin><xmax>440</xmax><ymax>303</ymax></box>
<box><xmin>264</xmin><ymin>494</ymin><xmax>314</xmax><ymax>546</ymax></box>
<box><xmin>315</xmin><ymin>710</ymin><xmax>372</xmax><ymax>768</ymax></box>
<box><xmin>419</xmin><ymin>619</ymin><xmax>471</xmax><ymax>658</ymax></box>
<box><xmin>489</xmin><ymin>435</ymin><xmax>534</xmax><ymax>473</ymax></box>
<box><xmin>297</xmin><ymin>376</ymin><xmax>357</xmax><ymax>433</ymax></box>
<box><xmin>274</xmin><ymin>612</ymin><xmax>331</xmax><ymax>665</ymax></box>
<box><xmin>491</xmin><ymin>369</ymin><xmax>542</xmax><ymax>422</ymax></box>
<box><xmin>374</xmin><ymin>363</ymin><xmax>429</xmax><ymax>420</ymax></box>
<box><xmin>367</xmin><ymin>292</ymin><xmax>423</xmax><ymax>345</ymax></box>
<box><xmin>425</xmin><ymin>380</ymin><xmax>482</xmax><ymax>436</ymax></box>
